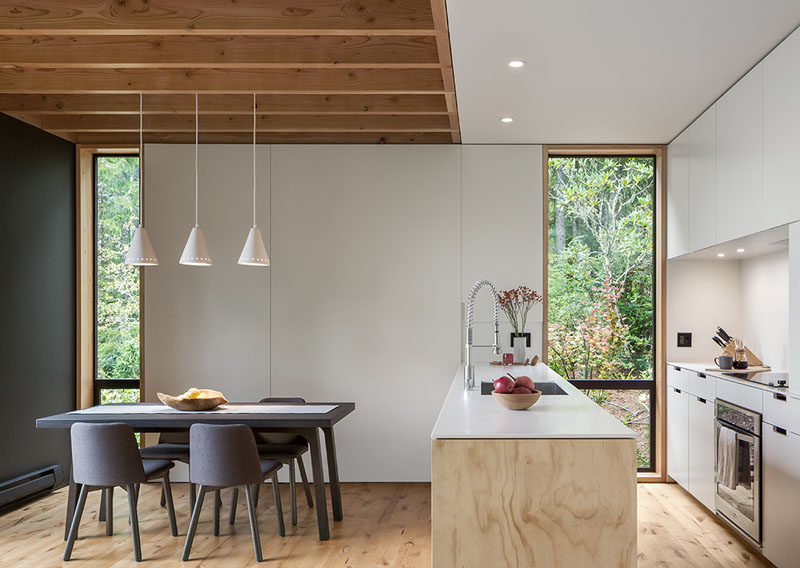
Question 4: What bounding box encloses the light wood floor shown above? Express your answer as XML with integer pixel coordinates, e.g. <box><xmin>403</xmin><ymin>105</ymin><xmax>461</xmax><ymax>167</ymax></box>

<box><xmin>0</xmin><ymin>482</ymin><xmax>771</xmax><ymax>567</ymax></box>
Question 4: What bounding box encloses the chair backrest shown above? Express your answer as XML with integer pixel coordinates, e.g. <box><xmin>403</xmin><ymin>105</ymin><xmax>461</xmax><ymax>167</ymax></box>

<box><xmin>158</xmin><ymin>431</ymin><xmax>189</xmax><ymax>444</ymax></box>
<box><xmin>71</xmin><ymin>422</ymin><xmax>146</xmax><ymax>486</ymax></box>
<box><xmin>189</xmin><ymin>424</ymin><xmax>262</xmax><ymax>487</ymax></box>
<box><xmin>258</xmin><ymin>397</ymin><xmax>306</xmax><ymax>404</ymax></box>
<box><xmin>257</xmin><ymin>397</ymin><xmax>306</xmax><ymax>444</ymax></box>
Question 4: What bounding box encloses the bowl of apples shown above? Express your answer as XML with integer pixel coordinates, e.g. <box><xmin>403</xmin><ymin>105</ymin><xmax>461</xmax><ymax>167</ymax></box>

<box><xmin>491</xmin><ymin>374</ymin><xmax>541</xmax><ymax>410</ymax></box>
<box><xmin>157</xmin><ymin>388</ymin><xmax>228</xmax><ymax>411</ymax></box>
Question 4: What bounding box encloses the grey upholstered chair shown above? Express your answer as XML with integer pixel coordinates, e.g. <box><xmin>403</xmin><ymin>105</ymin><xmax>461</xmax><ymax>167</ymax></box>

<box><xmin>139</xmin><ymin>431</ymin><xmax>197</xmax><ymax>510</ymax></box>
<box><xmin>64</xmin><ymin>422</ymin><xmax>178</xmax><ymax>562</ymax></box>
<box><xmin>255</xmin><ymin>397</ymin><xmax>314</xmax><ymax>526</ymax></box>
<box><xmin>182</xmin><ymin>424</ymin><xmax>285</xmax><ymax>563</ymax></box>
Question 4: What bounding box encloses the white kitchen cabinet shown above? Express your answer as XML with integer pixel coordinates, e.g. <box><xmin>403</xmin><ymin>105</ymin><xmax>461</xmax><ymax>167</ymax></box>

<box><xmin>687</xmin><ymin>394</ymin><xmax>716</xmax><ymax>511</ymax></box>
<box><xmin>715</xmin><ymin>64</ymin><xmax>763</xmax><ymax>242</ymax></box>
<box><xmin>762</xmin><ymin>426</ymin><xmax>800</xmax><ymax>567</ymax></box>
<box><xmin>667</xmin><ymin>385</ymin><xmax>689</xmax><ymax>488</ymax></box>
<box><xmin>764</xmin><ymin>27</ymin><xmax>800</xmax><ymax>229</ymax></box>
<box><xmin>667</xmin><ymin>130</ymin><xmax>690</xmax><ymax>258</ymax></box>
<box><xmin>688</xmin><ymin>106</ymin><xmax>717</xmax><ymax>252</ymax></box>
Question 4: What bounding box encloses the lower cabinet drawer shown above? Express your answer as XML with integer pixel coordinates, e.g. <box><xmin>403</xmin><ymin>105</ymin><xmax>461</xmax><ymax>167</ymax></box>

<box><xmin>715</xmin><ymin>378</ymin><xmax>762</xmax><ymax>413</ymax></box>
<box><xmin>763</xmin><ymin>390</ymin><xmax>792</xmax><ymax>430</ymax></box>
<box><xmin>687</xmin><ymin>370</ymin><xmax>715</xmax><ymax>401</ymax></box>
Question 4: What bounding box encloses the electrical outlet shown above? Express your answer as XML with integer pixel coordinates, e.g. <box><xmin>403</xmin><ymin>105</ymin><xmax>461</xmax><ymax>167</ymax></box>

<box><xmin>677</xmin><ymin>332</ymin><xmax>692</xmax><ymax>347</ymax></box>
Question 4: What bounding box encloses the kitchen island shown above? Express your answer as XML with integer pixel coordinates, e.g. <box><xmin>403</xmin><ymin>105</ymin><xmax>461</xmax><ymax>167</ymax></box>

<box><xmin>431</xmin><ymin>363</ymin><xmax>636</xmax><ymax>568</ymax></box>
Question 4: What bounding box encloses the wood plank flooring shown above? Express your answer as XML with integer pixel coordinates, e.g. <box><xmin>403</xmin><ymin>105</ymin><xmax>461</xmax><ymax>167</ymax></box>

<box><xmin>0</xmin><ymin>482</ymin><xmax>772</xmax><ymax>567</ymax></box>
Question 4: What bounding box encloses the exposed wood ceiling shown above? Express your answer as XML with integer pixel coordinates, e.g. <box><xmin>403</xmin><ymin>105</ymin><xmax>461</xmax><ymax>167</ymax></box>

<box><xmin>0</xmin><ymin>0</ymin><xmax>460</xmax><ymax>144</ymax></box>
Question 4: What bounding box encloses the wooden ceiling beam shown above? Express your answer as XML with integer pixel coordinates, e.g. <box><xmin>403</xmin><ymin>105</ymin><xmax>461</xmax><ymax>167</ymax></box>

<box><xmin>0</xmin><ymin>34</ymin><xmax>440</xmax><ymax>67</ymax></box>
<box><xmin>0</xmin><ymin>93</ymin><xmax>450</xmax><ymax>114</ymax></box>
<box><xmin>41</xmin><ymin>113</ymin><xmax>454</xmax><ymax>132</ymax></box>
<box><xmin>430</xmin><ymin>0</ymin><xmax>460</xmax><ymax>143</ymax></box>
<box><xmin>0</xmin><ymin>0</ymin><xmax>434</xmax><ymax>33</ymax></box>
<box><xmin>66</xmin><ymin>131</ymin><xmax>454</xmax><ymax>144</ymax></box>
<box><xmin>0</xmin><ymin>67</ymin><xmax>446</xmax><ymax>94</ymax></box>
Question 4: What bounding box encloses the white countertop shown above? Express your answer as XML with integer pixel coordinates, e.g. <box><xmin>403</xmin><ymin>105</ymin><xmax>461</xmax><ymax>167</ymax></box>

<box><xmin>668</xmin><ymin>361</ymin><xmax>793</xmax><ymax>397</ymax></box>
<box><xmin>430</xmin><ymin>363</ymin><xmax>635</xmax><ymax>439</ymax></box>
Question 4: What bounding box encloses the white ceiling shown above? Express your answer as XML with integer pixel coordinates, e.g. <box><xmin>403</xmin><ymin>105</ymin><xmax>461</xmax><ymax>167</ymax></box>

<box><xmin>447</xmin><ymin>0</ymin><xmax>800</xmax><ymax>144</ymax></box>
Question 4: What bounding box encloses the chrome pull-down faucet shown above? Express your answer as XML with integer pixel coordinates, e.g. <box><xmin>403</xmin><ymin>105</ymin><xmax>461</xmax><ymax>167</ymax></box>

<box><xmin>464</xmin><ymin>280</ymin><xmax>501</xmax><ymax>390</ymax></box>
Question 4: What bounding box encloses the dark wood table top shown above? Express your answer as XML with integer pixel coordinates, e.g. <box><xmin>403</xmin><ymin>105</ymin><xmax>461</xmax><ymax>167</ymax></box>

<box><xmin>36</xmin><ymin>402</ymin><xmax>355</xmax><ymax>432</ymax></box>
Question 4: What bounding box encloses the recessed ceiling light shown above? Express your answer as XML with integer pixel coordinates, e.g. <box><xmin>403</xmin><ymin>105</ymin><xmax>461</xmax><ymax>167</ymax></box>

<box><xmin>736</xmin><ymin>248</ymin><xmax>745</xmax><ymax>253</ymax></box>
<box><xmin>501</xmin><ymin>117</ymin><xmax>514</xmax><ymax>123</ymax></box>
<box><xmin>717</xmin><ymin>253</ymin><xmax>725</xmax><ymax>258</ymax></box>
<box><xmin>508</xmin><ymin>60</ymin><xmax>526</xmax><ymax>68</ymax></box>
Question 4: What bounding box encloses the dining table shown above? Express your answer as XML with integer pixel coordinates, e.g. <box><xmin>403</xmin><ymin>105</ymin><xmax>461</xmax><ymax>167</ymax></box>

<box><xmin>36</xmin><ymin>401</ymin><xmax>355</xmax><ymax>541</ymax></box>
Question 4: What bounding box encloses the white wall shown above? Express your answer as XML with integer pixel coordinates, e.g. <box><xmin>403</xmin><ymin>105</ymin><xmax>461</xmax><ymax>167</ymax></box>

<box><xmin>740</xmin><ymin>251</ymin><xmax>788</xmax><ymax>369</ymax></box>
<box><xmin>144</xmin><ymin>144</ymin><xmax>543</xmax><ymax>482</ymax></box>
<box><xmin>666</xmin><ymin>259</ymin><xmax>742</xmax><ymax>363</ymax></box>
<box><xmin>667</xmin><ymin>253</ymin><xmax>789</xmax><ymax>369</ymax></box>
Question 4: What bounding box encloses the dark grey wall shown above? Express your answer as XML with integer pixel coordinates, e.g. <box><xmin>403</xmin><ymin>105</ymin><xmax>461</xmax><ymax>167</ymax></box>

<box><xmin>0</xmin><ymin>114</ymin><xmax>75</xmax><ymax>483</ymax></box>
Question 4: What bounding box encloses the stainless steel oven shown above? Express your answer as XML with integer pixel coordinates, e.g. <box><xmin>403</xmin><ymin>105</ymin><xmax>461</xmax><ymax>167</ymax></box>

<box><xmin>714</xmin><ymin>399</ymin><xmax>761</xmax><ymax>545</ymax></box>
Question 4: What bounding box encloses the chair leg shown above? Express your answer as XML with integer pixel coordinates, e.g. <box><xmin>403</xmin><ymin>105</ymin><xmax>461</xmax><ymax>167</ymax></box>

<box><xmin>212</xmin><ymin>489</ymin><xmax>222</xmax><ymax>536</ymax></box>
<box><xmin>229</xmin><ymin>487</ymin><xmax>238</xmax><ymax>525</ymax></box>
<box><xmin>254</xmin><ymin>482</ymin><xmax>260</xmax><ymax>506</ymax></box>
<box><xmin>126</xmin><ymin>484</ymin><xmax>142</xmax><ymax>562</ymax></box>
<box><xmin>63</xmin><ymin>484</ymin><xmax>89</xmax><ymax>561</ymax></box>
<box><xmin>182</xmin><ymin>485</ymin><xmax>207</xmax><ymax>562</ymax></box>
<box><xmin>104</xmin><ymin>487</ymin><xmax>114</xmax><ymax>536</ymax></box>
<box><xmin>245</xmin><ymin>485</ymin><xmax>263</xmax><ymax>562</ymax></box>
<box><xmin>189</xmin><ymin>482</ymin><xmax>197</xmax><ymax>515</ymax></box>
<box><xmin>271</xmin><ymin>474</ymin><xmax>286</xmax><ymax>537</ymax></box>
<box><xmin>297</xmin><ymin>457</ymin><xmax>314</xmax><ymax>508</ymax></box>
<box><xmin>99</xmin><ymin>488</ymin><xmax>106</xmax><ymax>522</ymax></box>
<box><xmin>160</xmin><ymin>484</ymin><xmax>166</xmax><ymax>507</ymax></box>
<box><xmin>162</xmin><ymin>475</ymin><xmax>178</xmax><ymax>537</ymax></box>
<box><xmin>289</xmin><ymin>459</ymin><xmax>297</xmax><ymax>526</ymax></box>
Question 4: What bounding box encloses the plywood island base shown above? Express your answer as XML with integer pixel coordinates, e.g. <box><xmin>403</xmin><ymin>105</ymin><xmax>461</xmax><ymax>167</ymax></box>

<box><xmin>432</xmin><ymin>438</ymin><xmax>637</xmax><ymax>568</ymax></box>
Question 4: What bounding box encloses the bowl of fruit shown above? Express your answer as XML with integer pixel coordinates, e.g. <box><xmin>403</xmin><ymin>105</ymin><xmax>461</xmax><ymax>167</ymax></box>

<box><xmin>157</xmin><ymin>388</ymin><xmax>228</xmax><ymax>411</ymax></box>
<box><xmin>491</xmin><ymin>374</ymin><xmax>541</xmax><ymax>410</ymax></box>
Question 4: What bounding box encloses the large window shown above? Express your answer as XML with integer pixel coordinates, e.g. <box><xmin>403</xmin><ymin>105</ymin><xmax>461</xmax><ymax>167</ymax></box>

<box><xmin>94</xmin><ymin>155</ymin><xmax>141</xmax><ymax>404</ymax></box>
<box><xmin>547</xmin><ymin>155</ymin><xmax>656</xmax><ymax>470</ymax></box>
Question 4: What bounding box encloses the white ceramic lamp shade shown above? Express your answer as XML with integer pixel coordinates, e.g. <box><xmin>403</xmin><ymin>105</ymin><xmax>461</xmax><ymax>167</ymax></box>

<box><xmin>125</xmin><ymin>226</ymin><xmax>159</xmax><ymax>266</ymax></box>
<box><xmin>238</xmin><ymin>226</ymin><xmax>270</xmax><ymax>266</ymax></box>
<box><xmin>179</xmin><ymin>226</ymin><xmax>212</xmax><ymax>266</ymax></box>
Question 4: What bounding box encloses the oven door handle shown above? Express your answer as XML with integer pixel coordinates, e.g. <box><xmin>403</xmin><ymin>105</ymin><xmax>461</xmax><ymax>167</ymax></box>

<box><xmin>716</xmin><ymin>419</ymin><xmax>758</xmax><ymax>443</ymax></box>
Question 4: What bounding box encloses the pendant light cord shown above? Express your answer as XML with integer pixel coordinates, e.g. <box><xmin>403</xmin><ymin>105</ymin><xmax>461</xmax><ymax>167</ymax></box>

<box><xmin>139</xmin><ymin>92</ymin><xmax>144</xmax><ymax>228</ymax></box>
<box><xmin>253</xmin><ymin>93</ymin><xmax>257</xmax><ymax>227</ymax></box>
<box><xmin>194</xmin><ymin>93</ymin><xmax>199</xmax><ymax>227</ymax></box>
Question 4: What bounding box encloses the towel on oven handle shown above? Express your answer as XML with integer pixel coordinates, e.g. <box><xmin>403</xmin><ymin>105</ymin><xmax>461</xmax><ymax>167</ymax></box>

<box><xmin>716</xmin><ymin>425</ymin><xmax>738</xmax><ymax>490</ymax></box>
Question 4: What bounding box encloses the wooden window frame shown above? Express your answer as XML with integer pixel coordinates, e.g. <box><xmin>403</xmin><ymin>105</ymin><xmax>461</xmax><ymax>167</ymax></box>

<box><xmin>541</xmin><ymin>145</ymin><xmax>667</xmax><ymax>482</ymax></box>
<box><xmin>75</xmin><ymin>145</ymin><xmax>141</xmax><ymax>409</ymax></box>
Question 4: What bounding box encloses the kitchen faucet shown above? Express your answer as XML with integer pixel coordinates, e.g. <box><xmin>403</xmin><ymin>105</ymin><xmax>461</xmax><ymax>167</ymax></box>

<box><xmin>464</xmin><ymin>280</ymin><xmax>501</xmax><ymax>390</ymax></box>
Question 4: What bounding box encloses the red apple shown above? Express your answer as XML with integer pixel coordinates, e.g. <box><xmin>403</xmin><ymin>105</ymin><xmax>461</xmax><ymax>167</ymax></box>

<box><xmin>512</xmin><ymin>386</ymin><xmax>533</xmax><ymax>395</ymax></box>
<box><xmin>514</xmin><ymin>376</ymin><xmax>535</xmax><ymax>392</ymax></box>
<box><xmin>493</xmin><ymin>376</ymin><xmax>515</xmax><ymax>394</ymax></box>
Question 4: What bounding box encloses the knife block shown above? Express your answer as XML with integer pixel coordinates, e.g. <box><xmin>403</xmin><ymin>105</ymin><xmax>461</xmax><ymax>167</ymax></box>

<box><xmin>721</xmin><ymin>341</ymin><xmax>763</xmax><ymax>367</ymax></box>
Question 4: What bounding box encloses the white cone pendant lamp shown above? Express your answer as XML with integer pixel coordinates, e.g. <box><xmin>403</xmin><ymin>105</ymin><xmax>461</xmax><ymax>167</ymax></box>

<box><xmin>238</xmin><ymin>93</ymin><xmax>270</xmax><ymax>266</ymax></box>
<box><xmin>125</xmin><ymin>93</ymin><xmax>159</xmax><ymax>266</ymax></box>
<box><xmin>180</xmin><ymin>94</ymin><xmax>213</xmax><ymax>266</ymax></box>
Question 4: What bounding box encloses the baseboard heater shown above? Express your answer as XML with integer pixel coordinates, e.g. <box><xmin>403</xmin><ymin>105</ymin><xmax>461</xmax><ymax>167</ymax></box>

<box><xmin>0</xmin><ymin>465</ymin><xmax>65</xmax><ymax>512</ymax></box>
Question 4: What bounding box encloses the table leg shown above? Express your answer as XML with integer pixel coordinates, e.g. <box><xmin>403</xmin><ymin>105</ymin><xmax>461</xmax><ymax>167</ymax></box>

<box><xmin>322</xmin><ymin>427</ymin><xmax>343</xmax><ymax>521</ymax></box>
<box><xmin>64</xmin><ymin>480</ymin><xmax>79</xmax><ymax>541</ymax></box>
<box><xmin>299</xmin><ymin>428</ymin><xmax>329</xmax><ymax>541</ymax></box>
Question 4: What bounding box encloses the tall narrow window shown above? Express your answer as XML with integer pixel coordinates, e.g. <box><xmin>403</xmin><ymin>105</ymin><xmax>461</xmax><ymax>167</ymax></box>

<box><xmin>547</xmin><ymin>156</ymin><xmax>656</xmax><ymax>470</ymax></box>
<box><xmin>94</xmin><ymin>155</ymin><xmax>141</xmax><ymax>404</ymax></box>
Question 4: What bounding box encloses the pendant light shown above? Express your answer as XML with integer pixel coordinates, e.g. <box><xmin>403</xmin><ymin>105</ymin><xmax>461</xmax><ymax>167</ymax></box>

<box><xmin>124</xmin><ymin>93</ymin><xmax>159</xmax><ymax>266</ymax></box>
<box><xmin>179</xmin><ymin>93</ymin><xmax>213</xmax><ymax>266</ymax></box>
<box><xmin>238</xmin><ymin>93</ymin><xmax>270</xmax><ymax>266</ymax></box>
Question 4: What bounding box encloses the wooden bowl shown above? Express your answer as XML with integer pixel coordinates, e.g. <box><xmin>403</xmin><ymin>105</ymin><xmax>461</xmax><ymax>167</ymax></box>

<box><xmin>157</xmin><ymin>389</ymin><xmax>228</xmax><ymax>411</ymax></box>
<box><xmin>491</xmin><ymin>390</ymin><xmax>542</xmax><ymax>410</ymax></box>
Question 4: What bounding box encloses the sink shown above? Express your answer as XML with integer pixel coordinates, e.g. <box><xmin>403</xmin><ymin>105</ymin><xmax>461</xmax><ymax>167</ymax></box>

<box><xmin>480</xmin><ymin>381</ymin><xmax>567</xmax><ymax>395</ymax></box>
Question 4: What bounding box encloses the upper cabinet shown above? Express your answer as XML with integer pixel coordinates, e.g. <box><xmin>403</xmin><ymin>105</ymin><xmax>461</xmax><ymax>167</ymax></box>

<box><xmin>667</xmin><ymin>130</ymin><xmax>690</xmax><ymax>258</ymax></box>
<box><xmin>764</xmin><ymin>27</ymin><xmax>800</xmax><ymax>228</ymax></box>
<box><xmin>715</xmin><ymin>64</ymin><xmax>763</xmax><ymax>243</ymax></box>
<box><xmin>688</xmin><ymin>106</ymin><xmax>717</xmax><ymax>252</ymax></box>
